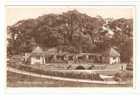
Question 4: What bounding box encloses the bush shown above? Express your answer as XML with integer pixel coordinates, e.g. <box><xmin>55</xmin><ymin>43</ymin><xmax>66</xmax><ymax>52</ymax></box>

<box><xmin>113</xmin><ymin>71</ymin><xmax>133</xmax><ymax>82</ymax></box>
<box><xmin>67</xmin><ymin>65</ymin><xmax>72</xmax><ymax>69</ymax></box>
<box><xmin>45</xmin><ymin>70</ymin><xmax>103</xmax><ymax>81</ymax></box>
<box><xmin>126</xmin><ymin>64</ymin><xmax>133</xmax><ymax>70</ymax></box>
<box><xmin>88</xmin><ymin>65</ymin><xmax>95</xmax><ymax>70</ymax></box>
<box><xmin>8</xmin><ymin>62</ymin><xmax>104</xmax><ymax>81</ymax></box>
<box><xmin>76</xmin><ymin>65</ymin><xmax>85</xmax><ymax>70</ymax></box>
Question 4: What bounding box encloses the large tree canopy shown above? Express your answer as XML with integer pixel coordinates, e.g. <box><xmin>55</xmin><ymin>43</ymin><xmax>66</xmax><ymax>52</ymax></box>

<box><xmin>7</xmin><ymin>10</ymin><xmax>133</xmax><ymax>63</ymax></box>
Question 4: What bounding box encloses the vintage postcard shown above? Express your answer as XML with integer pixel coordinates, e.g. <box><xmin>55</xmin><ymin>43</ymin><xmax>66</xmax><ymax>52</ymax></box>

<box><xmin>6</xmin><ymin>6</ymin><xmax>134</xmax><ymax>87</ymax></box>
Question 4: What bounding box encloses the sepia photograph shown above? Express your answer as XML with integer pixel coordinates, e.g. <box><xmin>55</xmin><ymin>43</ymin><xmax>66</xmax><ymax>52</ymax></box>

<box><xmin>6</xmin><ymin>6</ymin><xmax>134</xmax><ymax>87</ymax></box>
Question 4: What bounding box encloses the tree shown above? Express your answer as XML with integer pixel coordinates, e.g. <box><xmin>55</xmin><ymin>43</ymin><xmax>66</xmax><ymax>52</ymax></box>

<box><xmin>7</xmin><ymin>9</ymin><xmax>133</xmax><ymax>63</ymax></box>
<box><xmin>109</xmin><ymin>18</ymin><xmax>133</xmax><ymax>63</ymax></box>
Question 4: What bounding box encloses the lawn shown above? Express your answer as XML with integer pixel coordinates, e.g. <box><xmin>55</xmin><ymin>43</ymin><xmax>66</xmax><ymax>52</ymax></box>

<box><xmin>7</xmin><ymin>61</ymin><xmax>133</xmax><ymax>87</ymax></box>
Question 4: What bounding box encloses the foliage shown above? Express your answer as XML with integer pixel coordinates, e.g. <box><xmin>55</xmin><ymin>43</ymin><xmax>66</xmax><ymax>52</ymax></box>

<box><xmin>7</xmin><ymin>10</ymin><xmax>133</xmax><ymax>63</ymax></box>
<box><xmin>76</xmin><ymin>65</ymin><xmax>85</xmax><ymax>70</ymax></box>
<box><xmin>113</xmin><ymin>71</ymin><xmax>133</xmax><ymax>82</ymax></box>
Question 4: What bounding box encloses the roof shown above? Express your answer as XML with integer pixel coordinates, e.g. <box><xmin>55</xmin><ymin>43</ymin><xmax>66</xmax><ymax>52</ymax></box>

<box><xmin>31</xmin><ymin>47</ymin><xmax>61</xmax><ymax>56</ymax></box>
<box><xmin>31</xmin><ymin>46</ymin><xmax>43</xmax><ymax>54</ymax></box>
<box><xmin>30</xmin><ymin>46</ymin><xmax>120</xmax><ymax>57</ymax></box>
<box><xmin>103</xmin><ymin>48</ymin><xmax>120</xmax><ymax>57</ymax></box>
<box><xmin>45</xmin><ymin>48</ymin><xmax>58</xmax><ymax>55</ymax></box>
<box><xmin>79</xmin><ymin>53</ymin><xmax>102</xmax><ymax>56</ymax></box>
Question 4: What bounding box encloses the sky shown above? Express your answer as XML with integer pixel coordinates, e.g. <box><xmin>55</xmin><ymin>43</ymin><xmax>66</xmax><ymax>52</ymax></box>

<box><xmin>6</xmin><ymin>6</ymin><xmax>134</xmax><ymax>25</ymax></box>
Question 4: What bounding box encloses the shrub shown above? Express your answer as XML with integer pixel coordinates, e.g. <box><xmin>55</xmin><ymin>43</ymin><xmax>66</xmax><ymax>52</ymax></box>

<box><xmin>88</xmin><ymin>65</ymin><xmax>95</xmax><ymax>70</ymax></box>
<box><xmin>126</xmin><ymin>64</ymin><xmax>133</xmax><ymax>70</ymax></box>
<box><xmin>67</xmin><ymin>65</ymin><xmax>72</xmax><ymax>69</ymax></box>
<box><xmin>45</xmin><ymin>70</ymin><xmax>103</xmax><ymax>81</ymax></box>
<box><xmin>8</xmin><ymin>62</ymin><xmax>104</xmax><ymax>81</ymax></box>
<box><xmin>113</xmin><ymin>71</ymin><xmax>133</xmax><ymax>82</ymax></box>
<box><xmin>76</xmin><ymin>65</ymin><xmax>85</xmax><ymax>70</ymax></box>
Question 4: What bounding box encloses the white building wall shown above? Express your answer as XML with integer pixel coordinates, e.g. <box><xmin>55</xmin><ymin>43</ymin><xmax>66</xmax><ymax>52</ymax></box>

<box><xmin>109</xmin><ymin>57</ymin><xmax>120</xmax><ymax>64</ymax></box>
<box><xmin>31</xmin><ymin>57</ymin><xmax>44</xmax><ymax>64</ymax></box>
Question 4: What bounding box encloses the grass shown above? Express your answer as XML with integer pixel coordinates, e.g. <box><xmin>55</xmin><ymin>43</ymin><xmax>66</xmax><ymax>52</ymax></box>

<box><xmin>7</xmin><ymin>63</ymin><xmax>104</xmax><ymax>81</ymax></box>
<box><xmin>7</xmin><ymin>61</ymin><xmax>133</xmax><ymax>87</ymax></box>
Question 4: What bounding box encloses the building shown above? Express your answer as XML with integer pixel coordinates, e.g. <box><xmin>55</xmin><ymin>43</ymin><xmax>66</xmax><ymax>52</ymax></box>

<box><xmin>26</xmin><ymin>46</ymin><xmax>120</xmax><ymax>65</ymax></box>
<box><xmin>102</xmin><ymin>48</ymin><xmax>120</xmax><ymax>64</ymax></box>
<box><xmin>30</xmin><ymin>46</ymin><xmax>45</xmax><ymax>64</ymax></box>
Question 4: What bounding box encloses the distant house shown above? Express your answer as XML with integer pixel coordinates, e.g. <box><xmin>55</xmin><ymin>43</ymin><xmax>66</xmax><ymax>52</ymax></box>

<box><xmin>26</xmin><ymin>46</ymin><xmax>120</xmax><ymax>65</ymax></box>
<box><xmin>30</xmin><ymin>46</ymin><xmax>45</xmax><ymax>64</ymax></box>
<box><xmin>28</xmin><ymin>46</ymin><xmax>67</xmax><ymax>64</ymax></box>
<box><xmin>102</xmin><ymin>48</ymin><xmax>120</xmax><ymax>64</ymax></box>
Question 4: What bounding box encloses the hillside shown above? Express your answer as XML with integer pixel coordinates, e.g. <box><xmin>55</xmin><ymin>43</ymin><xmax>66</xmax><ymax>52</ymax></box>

<box><xmin>7</xmin><ymin>10</ymin><xmax>133</xmax><ymax>63</ymax></box>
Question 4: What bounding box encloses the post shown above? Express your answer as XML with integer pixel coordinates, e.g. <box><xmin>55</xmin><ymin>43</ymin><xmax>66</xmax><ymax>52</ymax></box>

<box><xmin>43</xmin><ymin>56</ymin><xmax>46</xmax><ymax>64</ymax></box>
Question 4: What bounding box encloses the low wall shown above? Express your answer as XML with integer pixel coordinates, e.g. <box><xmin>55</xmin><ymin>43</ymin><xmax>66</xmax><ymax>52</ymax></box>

<box><xmin>66</xmin><ymin>63</ymin><xmax>127</xmax><ymax>71</ymax></box>
<box><xmin>104</xmin><ymin>64</ymin><xmax>127</xmax><ymax>71</ymax></box>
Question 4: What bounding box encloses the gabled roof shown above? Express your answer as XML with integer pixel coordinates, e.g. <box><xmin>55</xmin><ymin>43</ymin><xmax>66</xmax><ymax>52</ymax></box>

<box><xmin>110</xmin><ymin>48</ymin><xmax>120</xmax><ymax>57</ymax></box>
<box><xmin>31</xmin><ymin>46</ymin><xmax>43</xmax><ymax>54</ymax></box>
<box><xmin>30</xmin><ymin>46</ymin><xmax>120</xmax><ymax>57</ymax></box>
<box><xmin>103</xmin><ymin>47</ymin><xmax>120</xmax><ymax>57</ymax></box>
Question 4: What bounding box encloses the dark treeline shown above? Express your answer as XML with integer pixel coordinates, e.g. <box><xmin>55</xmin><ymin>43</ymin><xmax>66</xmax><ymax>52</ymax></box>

<box><xmin>7</xmin><ymin>10</ymin><xmax>133</xmax><ymax>63</ymax></box>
